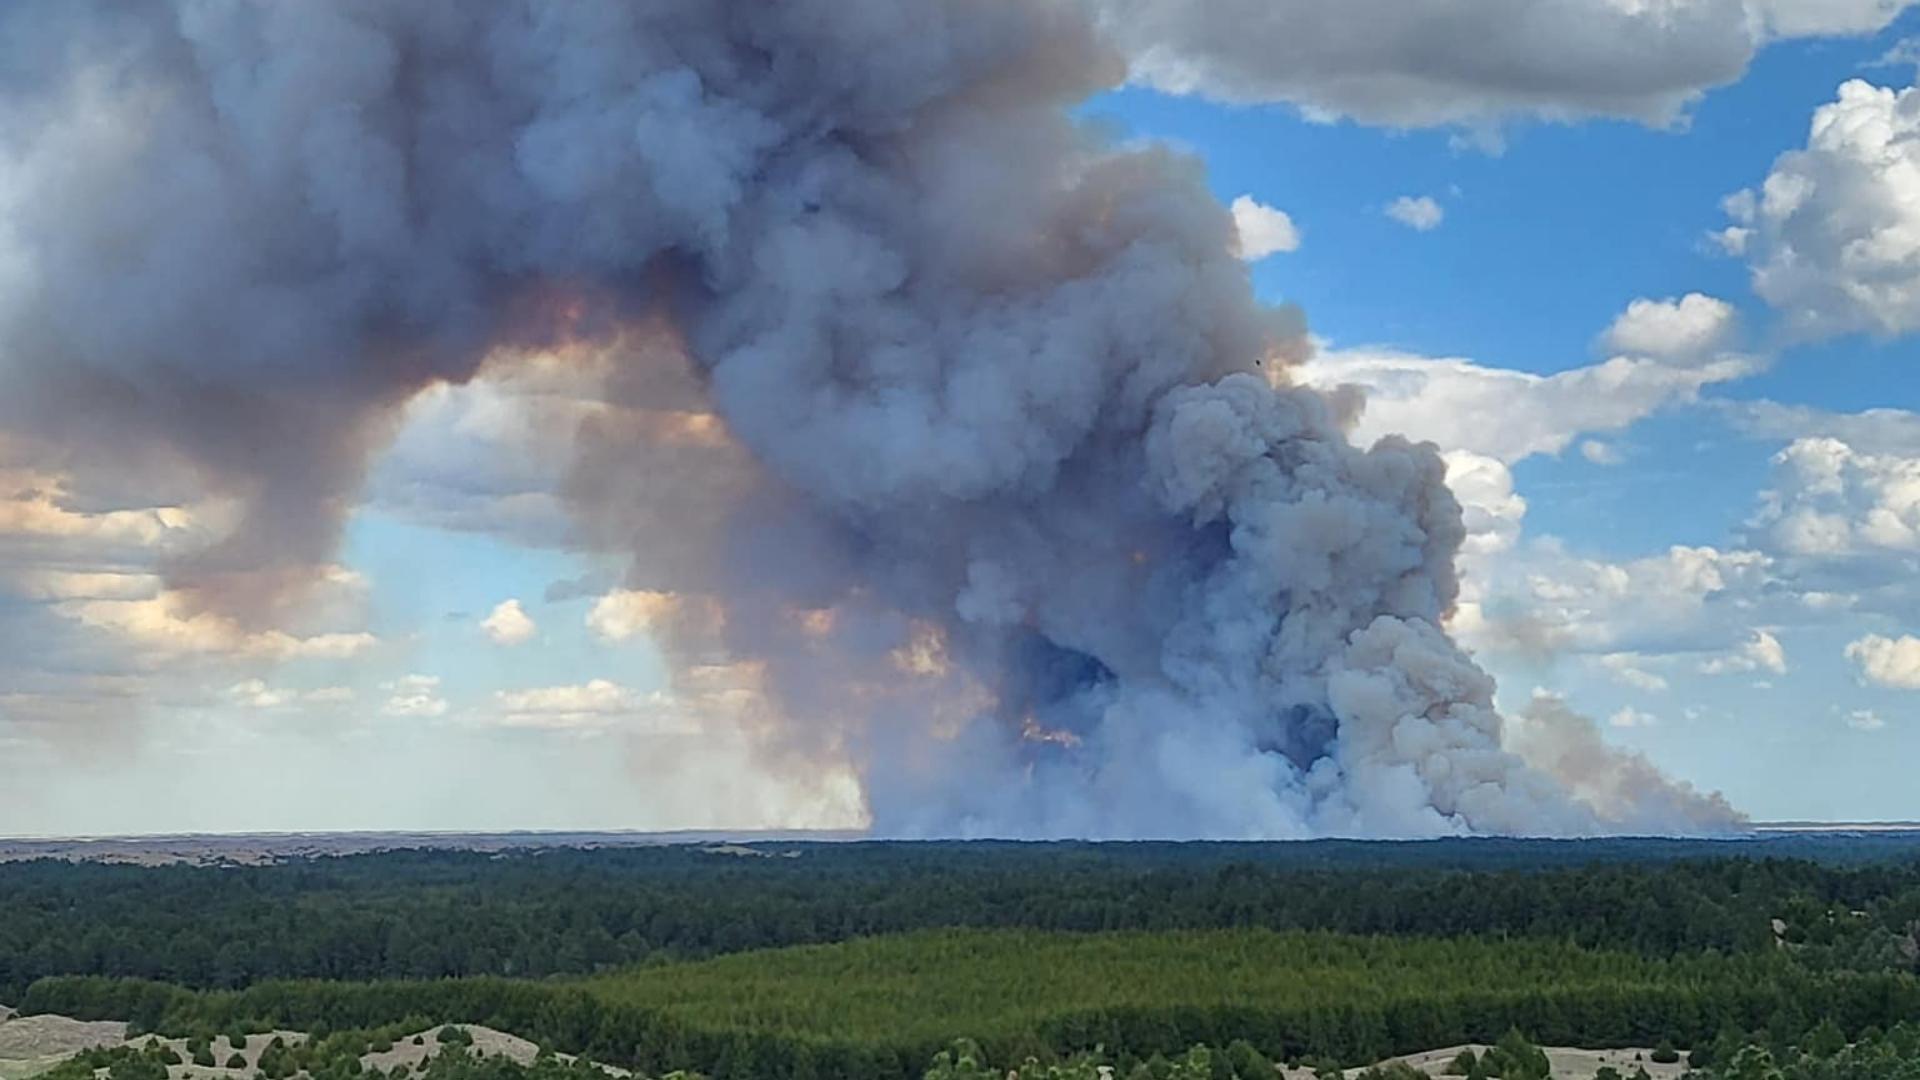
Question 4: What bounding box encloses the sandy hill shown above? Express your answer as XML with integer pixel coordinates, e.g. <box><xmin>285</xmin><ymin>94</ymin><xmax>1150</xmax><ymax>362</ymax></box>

<box><xmin>0</xmin><ymin>1011</ymin><xmax>1688</xmax><ymax>1080</ymax></box>
<box><xmin>1279</xmin><ymin>1043</ymin><xmax>1689</xmax><ymax>1079</ymax></box>
<box><xmin>0</xmin><ymin>1012</ymin><xmax>127</xmax><ymax>1080</ymax></box>
<box><xmin>0</xmin><ymin>1018</ymin><xmax>626</xmax><ymax>1080</ymax></box>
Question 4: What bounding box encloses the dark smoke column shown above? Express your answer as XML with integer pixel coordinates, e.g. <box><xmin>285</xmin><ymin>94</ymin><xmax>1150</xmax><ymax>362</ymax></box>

<box><xmin>0</xmin><ymin>0</ymin><xmax>1738</xmax><ymax>837</ymax></box>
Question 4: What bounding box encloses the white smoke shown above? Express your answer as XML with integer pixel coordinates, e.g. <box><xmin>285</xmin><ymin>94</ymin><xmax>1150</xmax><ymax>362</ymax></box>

<box><xmin>0</xmin><ymin>0</ymin><xmax>1741</xmax><ymax>837</ymax></box>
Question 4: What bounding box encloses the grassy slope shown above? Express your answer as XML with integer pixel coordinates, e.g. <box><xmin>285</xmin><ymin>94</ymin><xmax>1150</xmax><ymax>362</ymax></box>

<box><xmin>575</xmin><ymin>928</ymin><xmax>1688</xmax><ymax>1045</ymax></box>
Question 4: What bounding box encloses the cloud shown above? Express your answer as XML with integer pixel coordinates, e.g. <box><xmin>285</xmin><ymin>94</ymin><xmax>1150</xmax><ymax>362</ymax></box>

<box><xmin>1452</xmin><ymin>400</ymin><xmax>1920</xmax><ymax>677</ymax></box>
<box><xmin>381</xmin><ymin>675</ymin><xmax>449</xmax><ymax>718</ymax></box>
<box><xmin>480</xmin><ymin>599</ymin><xmax>537</xmax><ymax>646</ymax></box>
<box><xmin>1752</xmin><ymin>0</ymin><xmax>1917</xmax><ymax>36</ymax></box>
<box><xmin>1846</xmin><ymin>633</ymin><xmax>1920</xmax><ymax>688</ymax></box>
<box><xmin>1385</xmin><ymin>195</ymin><xmax>1444</xmax><ymax>231</ymax></box>
<box><xmin>1726</xmin><ymin>78</ymin><xmax>1920</xmax><ymax>339</ymax></box>
<box><xmin>365</xmin><ymin>355</ymin><xmax>616</xmax><ymax>549</ymax></box>
<box><xmin>4</xmin><ymin>570</ymin><xmax>159</xmax><ymax>603</ymax></box>
<box><xmin>1229</xmin><ymin>195</ymin><xmax>1300</xmax><ymax>259</ymax></box>
<box><xmin>1699</xmin><ymin>629</ymin><xmax>1789</xmax><ymax>675</ymax></box>
<box><xmin>1601</xmin><ymin>293</ymin><xmax>1738</xmax><ymax>362</ymax></box>
<box><xmin>587</xmin><ymin>589</ymin><xmax>685</xmax><ymax>643</ymax></box>
<box><xmin>1090</xmin><ymin>0</ymin><xmax>1916</xmax><ymax>131</ymax></box>
<box><xmin>1296</xmin><ymin>299</ymin><xmax>1777</xmax><ymax>675</ymax></box>
<box><xmin>1581</xmin><ymin>440</ymin><xmax>1624</xmax><ymax>466</ymax></box>
<box><xmin>1869</xmin><ymin>34</ymin><xmax>1920</xmax><ymax>73</ymax></box>
<box><xmin>228</xmin><ymin>680</ymin><xmax>355</xmax><ymax>710</ymax></box>
<box><xmin>1452</xmin><ymin>542</ymin><xmax>1775</xmax><ymax>660</ymax></box>
<box><xmin>1608</xmin><ymin>706</ymin><xmax>1659</xmax><ymax>729</ymax></box>
<box><xmin>493</xmin><ymin>680</ymin><xmax>641</xmax><ymax>731</ymax></box>
<box><xmin>1751</xmin><ymin>436</ymin><xmax>1920</xmax><ymax>557</ymax></box>
<box><xmin>1598</xmin><ymin>654</ymin><xmax>1670</xmax><ymax>692</ymax></box>
<box><xmin>1442</xmin><ymin>451</ymin><xmax>1529</xmax><ymax>556</ymax></box>
<box><xmin>1715</xmin><ymin>409</ymin><xmax>1920</xmax><ymax>624</ymax></box>
<box><xmin>58</xmin><ymin>593</ymin><xmax>378</xmax><ymax>663</ymax></box>
<box><xmin>1846</xmin><ymin>708</ymin><xmax>1888</xmax><ymax>730</ymax></box>
<box><xmin>0</xmin><ymin>483</ymin><xmax>200</xmax><ymax>551</ymax></box>
<box><xmin>228</xmin><ymin>679</ymin><xmax>292</xmax><ymax>710</ymax></box>
<box><xmin>0</xmin><ymin>447</ymin><xmax>217</xmax><ymax>577</ymax></box>
<box><xmin>1723</xmin><ymin>400</ymin><xmax>1920</xmax><ymax>455</ymax></box>
<box><xmin>490</xmin><ymin>679</ymin><xmax>701</xmax><ymax>735</ymax></box>
<box><xmin>3</xmin><ymin>437</ymin><xmax>379</xmax><ymax>674</ymax></box>
<box><xmin>1301</xmin><ymin>343</ymin><xmax>1753</xmax><ymax>467</ymax></box>
<box><xmin>0</xmin><ymin>432</ymin><xmax>391</xmax><ymax>754</ymax></box>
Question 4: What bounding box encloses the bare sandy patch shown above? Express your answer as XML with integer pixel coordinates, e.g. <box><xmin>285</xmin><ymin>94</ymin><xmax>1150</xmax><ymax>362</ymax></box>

<box><xmin>1280</xmin><ymin>1043</ymin><xmax>1690</xmax><ymax>1079</ymax></box>
<box><xmin>361</xmin><ymin>1026</ymin><xmax>542</xmax><ymax>1074</ymax></box>
<box><xmin>136</xmin><ymin>1025</ymin><xmax>620</xmax><ymax>1080</ymax></box>
<box><xmin>0</xmin><ymin>1016</ymin><xmax>128</xmax><ymax>1061</ymax></box>
<box><xmin>0</xmin><ymin>1013</ymin><xmax>129</xmax><ymax>1080</ymax></box>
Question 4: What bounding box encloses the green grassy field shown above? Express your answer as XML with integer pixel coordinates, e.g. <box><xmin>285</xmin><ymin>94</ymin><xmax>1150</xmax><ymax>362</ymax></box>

<box><xmin>574</xmin><ymin>928</ymin><xmax>1694</xmax><ymax>1045</ymax></box>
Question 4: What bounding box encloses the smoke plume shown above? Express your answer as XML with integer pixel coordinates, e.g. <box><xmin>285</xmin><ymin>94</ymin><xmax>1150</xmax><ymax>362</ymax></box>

<box><xmin>0</xmin><ymin>0</ymin><xmax>1742</xmax><ymax>837</ymax></box>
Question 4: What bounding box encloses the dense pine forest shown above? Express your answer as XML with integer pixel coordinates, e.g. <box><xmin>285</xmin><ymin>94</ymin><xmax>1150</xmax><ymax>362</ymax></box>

<box><xmin>6</xmin><ymin>838</ymin><xmax>1920</xmax><ymax>998</ymax></box>
<box><xmin>7</xmin><ymin>837</ymin><xmax>1920</xmax><ymax>1079</ymax></box>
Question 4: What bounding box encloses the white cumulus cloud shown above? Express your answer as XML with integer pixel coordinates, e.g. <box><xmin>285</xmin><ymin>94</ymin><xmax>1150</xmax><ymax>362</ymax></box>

<box><xmin>1598</xmin><ymin>654</ymin><xmax>1670</xmax><ymax>693</ymax></box>
<box><xmin>1385</xmin><ymin>195</ymin><xmax>1444</xmax><ymax>231</ymax></box>
<box><xmin>1608</xmin><ymin>706</ymin><xmax>1659</xmax><ymax>729</ymax></box>
<box><xmin>1602</xmin><ymin>293</ymin><xmax>1738</xmax><ymax>363</ymax></box>
<box><xmin>586</xmin><ymin>589</ymin><xmax>685</xmax><ymax>643</ymax></box>
<box><xmin>1752</xmin><ymin>437</ymin><xmax>1920</xmax><ymax>557</ymax></box>
<box><xmin>1302</xmin><ymin>344</ymin><xmax>1753</xmax><ymax>467</ymax></box>
<box><xmin>1699</xmin><ymin>629</ymin><xmax>1789</xmax><ymax>675</ymax></box>
<box><xmin>1727</xmin><ymin>78</ymin><xmax>1920</xmax><ymax>338</ymax></box>
<box><xmin>1229</xmin><ymin>195</ymin><xmax>1300</xmax><ymax>259</ymax></box>
<box><xmin>1846</xmin><ymin>633</ymin><xmax>1920</xmax><ymax>688</ymax></box>
<box><xmin>481</xmin><ymin>599</ymin><xmax>537</xmax><ymax>646</ymax></box>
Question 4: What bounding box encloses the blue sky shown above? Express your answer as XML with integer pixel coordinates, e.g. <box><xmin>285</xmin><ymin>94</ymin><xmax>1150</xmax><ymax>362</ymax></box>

<box><xmin>5</xmin><ymin>2</ymin><xmax>1920</xmax><ymax>835</ymax></box>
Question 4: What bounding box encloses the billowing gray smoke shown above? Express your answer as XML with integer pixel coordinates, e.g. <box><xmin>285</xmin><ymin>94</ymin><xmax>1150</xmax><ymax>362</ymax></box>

<box><xmin>0</xmin><ymin>0</ymin><xmax>1741</xmax><ymax>837</ymax></box>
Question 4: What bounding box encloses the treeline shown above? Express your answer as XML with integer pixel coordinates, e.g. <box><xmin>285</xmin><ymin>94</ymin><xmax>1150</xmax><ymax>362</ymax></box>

<box><xmin>20</xmin><ymin>930</ymin><xmax>1920</xmax><ymax>1080</ymax></box>
<box><xmin>4</xmin><ymin>840</ymin><xmax>1919</xmax><ymax>997</ymax></box>
<box><xmin>1687</xmin><ymin>1018</ymin><xmax>1920</xmax><ymax>1078</ymax></box>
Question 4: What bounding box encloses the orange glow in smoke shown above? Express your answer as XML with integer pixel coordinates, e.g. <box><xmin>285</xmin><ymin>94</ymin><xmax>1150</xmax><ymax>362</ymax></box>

<box><xmin>890</xmin><ymin>620</ymin><xmax>953</xmax><ymax>677</ymax></box>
